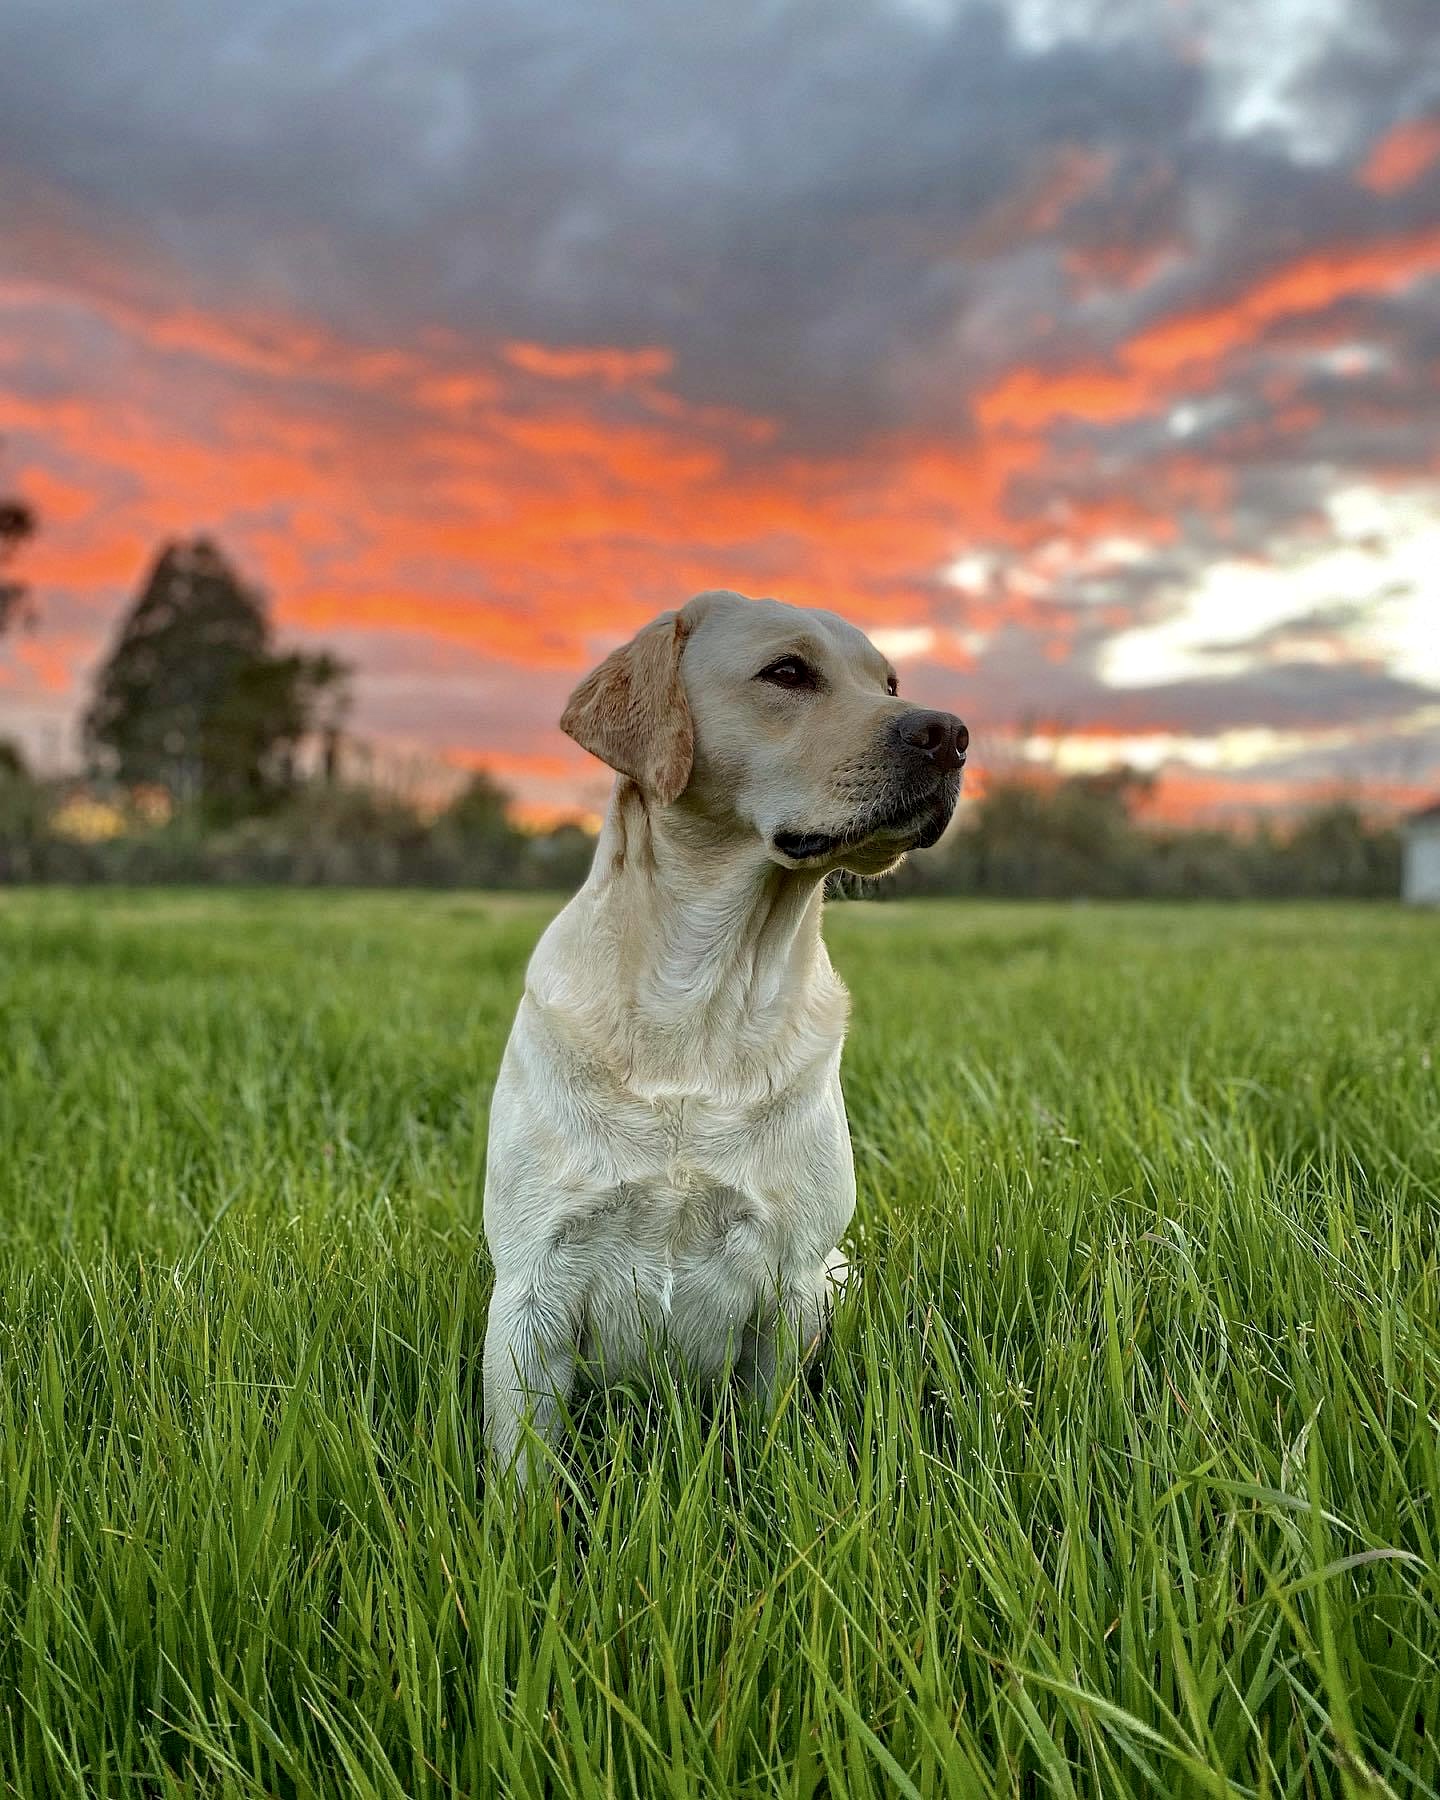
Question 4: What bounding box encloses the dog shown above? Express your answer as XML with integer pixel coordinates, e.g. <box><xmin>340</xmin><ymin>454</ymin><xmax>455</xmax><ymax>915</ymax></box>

<box><xmin>482</xmin><ymin>590</ymin><xmax>967</xmax><ymax>1480</ymax></box>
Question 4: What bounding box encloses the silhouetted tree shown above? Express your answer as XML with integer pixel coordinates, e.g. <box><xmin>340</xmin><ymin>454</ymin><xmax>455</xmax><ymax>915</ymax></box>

<box><xmin>443</xmin><ymin>769</ymin><xmax>510</xmax><ymax>836</ymax></box>
<box><xmin>0</xmin><ymin>482</ymin><xmax>36</xmax><ymax>634</ymax></box>
<box><xmin>525</xmin><ymin>821</ymin><xmax>597</xmax><ymax>890</ymax></box>
<box><xmin>963</xmin><ymin>768</ymin><xmax>1150</xmax><ymax>898</ymax></box>
<box><xmin>880</xmin><ymin>771</ymin><xmax>1402</xmax><ymax>901</ymax></box>
<box><xmin>432</xmin><ymin>770</ymin><xmax>525</xmax><ymax>885</ymax></box>
<box><xmin>84</xmin><ymin>538</ymin><xmax>350</xmax><ymax>817</ymax></box>
<box><xmin>201</xmin><ymin>649</ymin><xmax>350</xmax><ymax>815</ymax></box>
<box><xmin>0</xmin><ymin>738</ymin><xmax>45</xmax><ymax>882</ymax></box>
<box><xmin>1278</xmin><ymin>801</ymin><xmax>1401</xmax><ymax>897</ymax></box>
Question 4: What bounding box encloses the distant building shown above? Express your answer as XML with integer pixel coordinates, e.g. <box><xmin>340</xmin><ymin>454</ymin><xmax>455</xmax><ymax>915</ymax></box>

<box><xmin>1402</xmin><ymin>802</ymin><xmax>1440</xmax><ymax>905</ymax></box>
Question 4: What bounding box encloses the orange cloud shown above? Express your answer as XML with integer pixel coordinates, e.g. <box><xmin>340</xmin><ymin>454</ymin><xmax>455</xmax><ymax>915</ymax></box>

<box><xmin>1134</xmin><ymin>770</ymin><xmax>1436</xmax><ymax>827</ymax></box>
<box><xmin>1063</xmin><ymin>239</ymin><xmax>1181</xmax><ymax>295</ymax></box>
<box><xmin>975</xmin><ymin>225</ymin><xmax>1440</xmax><ymax>431</ymax></box>
<box><xmin>1</xmin><ymin>230</ymin><xmax>1063</xmax><ymax>727</ymax></box>
<box><xmin>975</xmin><ymin>364</ymin><xmax>1155</xmax><ymax>431</ymax></box>
<box><xmin>1359</xmin><ymin>118</ymin><xmax>1440</xmax><ymax>195</ymax></box>
<box><xmin>958</xmin><ymin>145</ymin><xmax>1114</xmax><ymax>257</ymax></box>
<box><xmin>0</xmin><ymin>631</ymin><xmax>89</xmax><ymax>696</ymax></box>
<box><xmin>1123</xmin><ymin>226</ymin><xmax>1440</xmax><ymax>375</ymax></box>
<box><xmin>503</xmin><ymin>342</ymin><xmax>675</xmax><ymax>385</ymax></box>
<box><xmin>3</xmin><ymin>183</ymin><xmax>1429</xmax><ymax>825</ymax></box>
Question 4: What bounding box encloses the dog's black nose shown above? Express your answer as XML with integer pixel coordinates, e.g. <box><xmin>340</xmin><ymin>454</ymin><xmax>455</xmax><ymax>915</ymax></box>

<box><xmin>893</xmin><ymin>709</ymin><xmax>968</xmax><ymax>773</ymax></box>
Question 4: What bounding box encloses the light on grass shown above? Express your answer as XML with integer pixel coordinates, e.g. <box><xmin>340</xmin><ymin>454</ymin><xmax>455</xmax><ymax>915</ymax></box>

<box><xmin>0</xmin><ymin>890</ymin><xmax>1437</xmax><ymax>1796</ymax></box>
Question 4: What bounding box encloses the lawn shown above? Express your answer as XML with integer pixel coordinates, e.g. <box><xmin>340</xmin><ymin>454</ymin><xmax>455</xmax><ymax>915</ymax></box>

<box><xmin>1</xmin><ymin>889</ymin><xmax>1437</xmax><ymax>1798</ymax></box>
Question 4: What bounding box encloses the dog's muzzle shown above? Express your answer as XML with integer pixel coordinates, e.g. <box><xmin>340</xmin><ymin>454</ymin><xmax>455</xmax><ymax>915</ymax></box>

<box><xmin>773</xmin><ymin>709</ymin><xmax>968</xmax><ymax>864</ymax></box>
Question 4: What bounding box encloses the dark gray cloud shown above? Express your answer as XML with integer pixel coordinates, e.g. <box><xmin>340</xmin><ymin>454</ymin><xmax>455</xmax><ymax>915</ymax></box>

<box><xmin>5</xmin><ymin>0</ymin><xmax>1432</xmax><ymax>434</ymax></box>
<box><xmin>0</xmin><ymin>0</ymin><xmax>1195</xmax><ymax>436</ymax></box>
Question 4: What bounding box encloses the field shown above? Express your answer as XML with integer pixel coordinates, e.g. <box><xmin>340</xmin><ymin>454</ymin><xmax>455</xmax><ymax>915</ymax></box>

<box><xmin>1</xmin><ymin>890</ymin><xmax>1437</xmax><ymax>1798</ymax></box>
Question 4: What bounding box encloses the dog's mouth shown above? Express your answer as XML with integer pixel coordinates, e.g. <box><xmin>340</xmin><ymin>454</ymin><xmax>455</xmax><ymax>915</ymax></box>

<box><xmin>773</xmin><ymin>770</ymin><xmax>961</xmax><ymax>866</ymax></box>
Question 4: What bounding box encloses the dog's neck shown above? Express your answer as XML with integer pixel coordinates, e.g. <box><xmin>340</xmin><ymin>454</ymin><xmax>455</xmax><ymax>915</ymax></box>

<box><xmin>599</xmin><ymin>780</ymin><xmax>826</xmax><ymax>1015</ymax></box>
<box><xmin>552</xmin><ymin>780</ymin><xmax>845</xmax><ymax>1090</ymax></box>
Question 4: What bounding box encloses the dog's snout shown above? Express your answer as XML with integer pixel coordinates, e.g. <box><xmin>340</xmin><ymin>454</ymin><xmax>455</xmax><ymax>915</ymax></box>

<box><xmin>893</xmin><ymin>708</ymin><xmax>968</xmax><ymax>773</ymax></box>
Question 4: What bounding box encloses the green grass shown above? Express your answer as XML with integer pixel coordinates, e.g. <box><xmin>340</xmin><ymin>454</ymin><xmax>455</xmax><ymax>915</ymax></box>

<box><xmin>1</xmin><ymin>890</ymin><xmax>1438</xmax><ymax>1798</ymax></box>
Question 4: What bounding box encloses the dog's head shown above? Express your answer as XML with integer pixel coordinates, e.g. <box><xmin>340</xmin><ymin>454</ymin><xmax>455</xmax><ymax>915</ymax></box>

<box><xmin>561</xmin><ymin>590</ymin><xmax>967</xmax><ymax>875</ymax></box>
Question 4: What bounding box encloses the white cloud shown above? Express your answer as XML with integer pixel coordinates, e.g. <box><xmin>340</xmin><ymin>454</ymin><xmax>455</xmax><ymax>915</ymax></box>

<box><xmin>1022</xmin><ymin>706</ymin><xmax>1440</xmax><ymax>778</ymax></box>
<box><xmin>868</xmin><ymin>626</ymin><xmax>937</xmax><ymax>661</ymax></box>
<box><xmin>1023</xmin><ymin>725</ymin><xmax>1306</xmax><ymax>775</ymax></box>
<box><xmin>942</xmin><ymin>552</ymin><xmax>996</xmax><ymax>594</ymax></box>
<box><xmin>1202</xmin><ymin>0</ymin><xmax>1357</xmax><ymax>161</ymax></box>
<box><xmin>1099</xmin><ymin>483</ymin><xmax>1440</xmax><ymax>691</ymax></box>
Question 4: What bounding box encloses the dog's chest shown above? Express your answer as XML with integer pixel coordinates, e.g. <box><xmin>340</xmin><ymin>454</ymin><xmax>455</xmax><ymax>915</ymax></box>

<box><xmin>573</xmin><ymin>1165</ymin><xmax>768</xmax><ymax>1271</ymax></box>
<box><xmin>592</xmin><ymin>1076</ymin><xmax>835</xmax><ymax>1222</ymax></box>
<box><xmin>586</xmin><ymin>1089</ymin><xmax>785</xmax><ymax>1248</ymax></box>
<box><xmin>568</xmin><ymin>1154</ymin><xmax>789</xmax><ymax>1377</ymax></box>
<box><xmin>560</xmin><ymin>1082</ymin><xmax>846</xmax><ymax>1330</ymax></box>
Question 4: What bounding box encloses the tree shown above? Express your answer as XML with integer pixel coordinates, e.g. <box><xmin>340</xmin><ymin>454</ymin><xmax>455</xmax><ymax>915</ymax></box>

<box><xmin>443</xmin><ymin>769</ymin><xmax>512</xmax><ymax>839</ymax></box>
<box><xmin>524</xmin><ymin>821</ymin><xmax>596</xmax><ymax>891</ymax></box>
<box><xmin>1279</xmin><ymin>801</ymin><xmax>1400</xmax><ymax>897</ymax></box>
<box><xmin>201</xmin><ymin>649</ymin><xmax>350</xmax><ymax>815</ymax></box>
<box><xmin>0</xmin><ymin>485</ymin><xmax>36</xmax><ymax>635</ymax></box>
<box><xmin>0</xmin><ymin>736</ymin><xmax>45</xmax><ymax>882</ymax></box>
<box><xmin>432</xmin><ymin>769</ymin><xmax>524</xmax><ymax>885</ymax></box>
<box><xmin>84</xmin><ymin>537</ymin><xmax>350</xmax><ymax>816</ymax></box>
<box><xmin>960</xmin><ymin>769</ymin><xmax>1150</xmax><ymax>898</ymax></box>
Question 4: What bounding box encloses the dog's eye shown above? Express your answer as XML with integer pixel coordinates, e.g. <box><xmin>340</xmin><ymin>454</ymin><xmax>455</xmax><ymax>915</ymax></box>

<box><xmin>885</xmin><ymin>673</ymin><xmax>899</xmax><ymax>697</ymax></box>
<box><xmin>756</xmin><ymin>655</ymin><xmax>819</xmax><ymax>690</ymax></box>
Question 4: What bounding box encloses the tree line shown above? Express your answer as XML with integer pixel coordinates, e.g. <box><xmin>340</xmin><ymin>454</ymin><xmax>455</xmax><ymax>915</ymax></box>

<box><xmin>0</xmin><ymin>482</ymin><xmax>1407</xmax><ymax>898</ymax></box>
<box><xmin>871</xmin><ymin>772</ymin><xmax>1401</xmax><ymax>902</ymax></box>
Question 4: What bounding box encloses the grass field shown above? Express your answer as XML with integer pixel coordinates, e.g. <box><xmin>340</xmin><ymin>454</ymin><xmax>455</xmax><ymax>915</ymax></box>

<box><xmin>1</xmin><ymin>890</ymin><xmax>1437</xmax><ymax>1798</ymax></box>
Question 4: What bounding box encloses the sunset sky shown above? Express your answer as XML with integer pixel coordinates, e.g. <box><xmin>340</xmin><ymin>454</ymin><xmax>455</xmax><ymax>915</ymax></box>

<box><xmin>1</xmin><ymin>0</ymin><xmax>1437</xmax><ymax>824</ymax></box>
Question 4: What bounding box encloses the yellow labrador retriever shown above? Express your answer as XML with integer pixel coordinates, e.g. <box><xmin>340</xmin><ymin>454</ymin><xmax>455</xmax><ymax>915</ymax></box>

<box><xmin>483</xmin><ymin>590</ymin><xmax>967</xmax><ymax>1478</ymax></box>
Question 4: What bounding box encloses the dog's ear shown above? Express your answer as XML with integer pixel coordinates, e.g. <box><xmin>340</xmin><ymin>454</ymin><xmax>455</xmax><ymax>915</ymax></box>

<box><xmin>560</xmin><ymin>611</ymin><xmax>694</xmax><ymax>804</ymax></box>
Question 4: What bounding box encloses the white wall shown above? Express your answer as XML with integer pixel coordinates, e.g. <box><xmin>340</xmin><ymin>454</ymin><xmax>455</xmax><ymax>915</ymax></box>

<box><xmin>1402</xmin><ymin>828</ymin><xmax>1440</xmax><ymax>905</ymax></box>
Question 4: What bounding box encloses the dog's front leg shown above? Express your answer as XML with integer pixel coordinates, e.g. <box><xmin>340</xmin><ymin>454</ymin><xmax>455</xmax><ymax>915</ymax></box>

<box><xmin>483</xmin><ymin>1276</ymin><xmax>581</xmax><ymax>1487</ymax></box>
<box><xmin>739</xmin><ymin>1247</ymin><xmax>850</xmax><ymax>1404</ymax></box>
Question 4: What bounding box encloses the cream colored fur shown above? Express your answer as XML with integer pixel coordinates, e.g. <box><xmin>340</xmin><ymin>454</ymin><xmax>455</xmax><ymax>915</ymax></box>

<box><xmin>483</xmin><ymin>589</ymin><xmax>963</xmax><ymax>1481</ymax></box>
